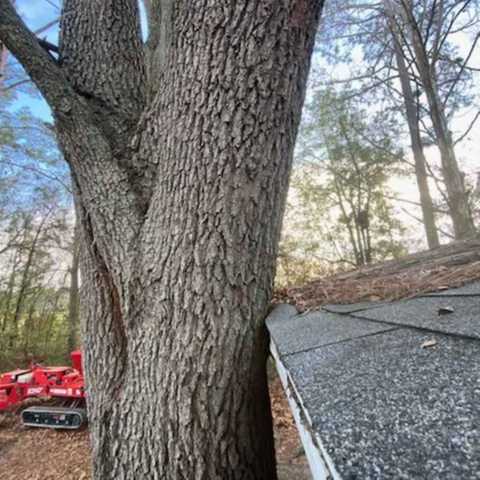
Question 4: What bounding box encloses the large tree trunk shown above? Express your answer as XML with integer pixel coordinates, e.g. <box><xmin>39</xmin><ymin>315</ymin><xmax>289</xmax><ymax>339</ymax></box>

<box><xmin>400</xmin><ymin>1</ymin><xmax>475</xmax><ymax>240</ymax></box>
<box><xmin>385</xmin><ymin>6</ymin><xmax>440</xmax><ymax>249</ymax></box>
<box><xmin>0</xmin><ymin>1</ymin><xmax>323</xmax><ymax>478</ymax></box>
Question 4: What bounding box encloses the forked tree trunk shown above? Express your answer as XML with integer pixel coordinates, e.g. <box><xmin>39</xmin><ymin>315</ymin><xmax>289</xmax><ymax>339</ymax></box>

<box><xmin>385</xmin><ymin>6</ymin><xmax>440</xmax><ymax>249</ymax></box>
<box><xmin>0</xmin><ymin>1</ymin><xmax>323</xmax><ymax>478</ymax></box>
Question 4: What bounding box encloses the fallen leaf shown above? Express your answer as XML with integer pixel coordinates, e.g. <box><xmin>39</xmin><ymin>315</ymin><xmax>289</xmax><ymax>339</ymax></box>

<box><xmin>421</xmin><ymin>339</ymin><xmax>437</xmax><ymax>349</ymax></box>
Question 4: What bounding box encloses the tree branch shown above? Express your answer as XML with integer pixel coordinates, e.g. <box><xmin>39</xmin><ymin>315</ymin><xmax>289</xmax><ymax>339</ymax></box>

<box><xmin>400</xmin><ymin>206</ymin><xmax>454</xmax><ymax>239</ymax></box>
<box><xmin>1</xmin><ymin>77</ymin><xmax>30</xmax><ymax>91</ymax></box>
<box><xmin>59</xmin><ymin>0</ymin><xmax>146</xmax><ymax>144</ymax></box>
<box><xmin>33</xmin><ymin>18</ymin><xmax>58</xmax><ymax>36</ymax></box>
<box><xmin>0</xmin><ymin>158</ymin><xmax>71</xmax><ymax>193</ymax></box>
<box><xmin>454</xmin><ymin>110</ymin><xmax>480</xmax><ymax>145</ymax></box>
<box><xmin>0</xmin><ymin>0</ymin><xmax>76</xmax><ymax>117</ymax></box>
<box><xmin>431</xmin><ymin>0</ymin><xmax>473</xmax><ymax>63</ymax></box>
<box><xmin>442</xmin><ymin>31</ymin><xmax>480</xmax><ymax>107</ymax></box>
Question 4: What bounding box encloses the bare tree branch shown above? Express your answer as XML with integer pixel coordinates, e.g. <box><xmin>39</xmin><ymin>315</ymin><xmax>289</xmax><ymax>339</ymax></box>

<box><xmin>1</xmin><ymin>77</ymin><xmax>30</xmax><ymax>91</ymax></box>
<box><xmin>43</xmin><ymin>0</ymin><xmax>60</xmax><ymax>11</ymax></box>
<box><xmin>400</xmin><ymin>206</ymin><xmax>454</xmax><ymax>238</ymax></box>
<box><xmin>442</xmin><ymin>31</ymin><xmax>480</xmax><ymax>107</ymax></box>
<box><xmin>34</xmin><ymin>18</ymin><xmax>59</xmax><ymax>36</ymax></box>
<box><xmin>454</xmin><ymin>110</ymin><xmax>480</xmax><ymax>145</ymax></box>
<box><xmin>0</xmin><ymin>158</ymin><xmax>71</xmax><ymax>193</ymax></box>
<box><xmin>431</xmin><ymin>0</ymin><xmax>473</xmax><ymax>63</ymax></box>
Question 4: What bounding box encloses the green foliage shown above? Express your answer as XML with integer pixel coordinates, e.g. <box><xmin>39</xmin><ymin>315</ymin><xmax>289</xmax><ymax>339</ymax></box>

<box><xmin>0</xmin><ymin>81</ymin><xmax>75</xmax><ymax>370</ymax></box>
<box><xmin>0</xmin><ymin>206</ymin><xmax>73</xmax><ymax>369</ymax></box>
<box><xmin>277</xmin><ymin>89</ymin><xmax>408</xmax><ymax>286</ymax></box>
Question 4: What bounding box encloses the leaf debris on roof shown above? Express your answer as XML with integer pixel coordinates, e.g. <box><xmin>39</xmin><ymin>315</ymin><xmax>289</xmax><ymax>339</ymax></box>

<box><xmin>276</xmin><ymin>238</ymin><xmax>480</xmax><ymax>311</ymax></box>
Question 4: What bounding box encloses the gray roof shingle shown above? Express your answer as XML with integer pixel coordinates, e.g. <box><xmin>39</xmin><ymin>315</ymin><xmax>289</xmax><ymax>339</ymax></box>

<box><xmin>267</xmin><ymin>281</ymin><xmax>480</xmax><ymax>480</ymax></box>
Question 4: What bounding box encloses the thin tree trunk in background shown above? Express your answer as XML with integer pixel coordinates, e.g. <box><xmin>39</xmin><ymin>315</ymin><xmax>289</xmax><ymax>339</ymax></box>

<box><xmin>334</xmin><ymin>177</ymin><xmax>362</xmax><ymax>265</ymax></box>
<box><xmin>67</xmin><ymin>218</ymin><xmax>80</xmax><ymax>354</ymax></box>
<box><xmin>1</xmin><ymin>249</ymin><xmax>19</xmax><ymax>333</ymax></box>
<box><xmin>42</xmin><ymin>286</ymin><xmax>64</xmax><ymax>358</ymax></box>
<box><xmin>401</xmin><ymin>1</ymin><xmax>475</xmax><ymax>240</ymax></box>
<box><xmin>0</xmin><ymin>44</ymin><xmax>8</xmax><ymax>89</ymax></box>
<box><xmin>386</xmin><ymin>9</ymin><xmax>440</xmax><ymax>249</ymax></box>
<box><xmin>22</xmin><ymin>300</ymin><xmax>36</xmax><ymax>359</ymax></box>
<box><xmin>10</xmin><ymin>213</ymin><xmax>48</xmax><ymax>348</ymax></box>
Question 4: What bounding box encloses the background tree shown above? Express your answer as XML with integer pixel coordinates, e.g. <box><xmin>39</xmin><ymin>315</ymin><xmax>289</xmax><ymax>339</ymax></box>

<box><xmin>393</xmin><ymin>0</ymin><xmax>477</xmax><ymax>238</ymax></box>
<box><xmin>386</xmin><ymin>4</ymin><xmax>440</xmax><ymax>247</ymax></box>
<box><xmin>0</xmin><ymin>1</ymin><xmax>323</xmax><ymax>479</ymax></box>
<box><xmin>292</xmin><ymin>90</ymin><xmax>407</xmax><ymax>268</ymax></box>
<box><xmin>315</xmin><ymin>0</ymin><xmax>479</xmax><ymax>242</ymax></box>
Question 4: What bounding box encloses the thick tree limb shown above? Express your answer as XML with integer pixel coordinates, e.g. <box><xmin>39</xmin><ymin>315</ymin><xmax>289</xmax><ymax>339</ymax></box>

<box><xmin>0</xmin><ymin>17</ymin><xmax>58</xmax><ymax>92</ymax></box>
<box><xmin>0</xmin><ymin>0</ymin><xmax>75</xmax><ymax>117</ymax></box>
<box><xmin>60</xmin><ymin>0</ymin><xmax>146</xmax><ymax>133</ymax></box>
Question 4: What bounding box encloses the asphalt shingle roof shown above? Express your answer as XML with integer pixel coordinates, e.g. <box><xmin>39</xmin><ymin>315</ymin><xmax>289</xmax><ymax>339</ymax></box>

<box><xmin>267</xmin><ymin>281</ymin><xmax>480</xmax><ymax>480</ymax></box>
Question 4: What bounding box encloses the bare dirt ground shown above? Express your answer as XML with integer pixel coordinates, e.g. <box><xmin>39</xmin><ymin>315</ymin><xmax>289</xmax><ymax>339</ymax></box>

<box><xmin>0</xmin><ymin>412</ymin><xmax>90</xmax><ymax>480</ymax></box>
<box><xmin>0</xmin><ymin>376</ymin><xmax>310</xmax><ymax>480</ymax></box>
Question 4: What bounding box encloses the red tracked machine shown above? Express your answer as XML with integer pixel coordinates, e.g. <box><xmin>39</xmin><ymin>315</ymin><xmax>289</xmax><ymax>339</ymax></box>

<box><xmin>0</xmin><ymin>350</ymin><xmax>86</xmax><ymax>429</ymax></box>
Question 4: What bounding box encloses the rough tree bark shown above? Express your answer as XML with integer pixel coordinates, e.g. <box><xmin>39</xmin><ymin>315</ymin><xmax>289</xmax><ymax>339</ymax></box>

<box><xmin>399</xmin><ymin>0</ymin><xmax>475</xmax><ymax>240</ymax></box>
<box><xmin>385</xmin><ymin>2</ymin><xmax>440</xmax><ymax>249</ymax></box>
<box><xmin>0</xmin><ymin>0</ymin><xmax>11</xmax><ymax>89</ymax></box>
<box><xmin>0</xmin><ymin>1</ymin><xmax>323</xmax><ymax>479</ymax></box>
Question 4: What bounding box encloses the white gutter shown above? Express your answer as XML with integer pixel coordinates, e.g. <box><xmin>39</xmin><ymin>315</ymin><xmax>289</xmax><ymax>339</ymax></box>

<box><xmin>270</xmin><ymin>338</ymin><xmax>342</xmax><ymax>480</ymax></box>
